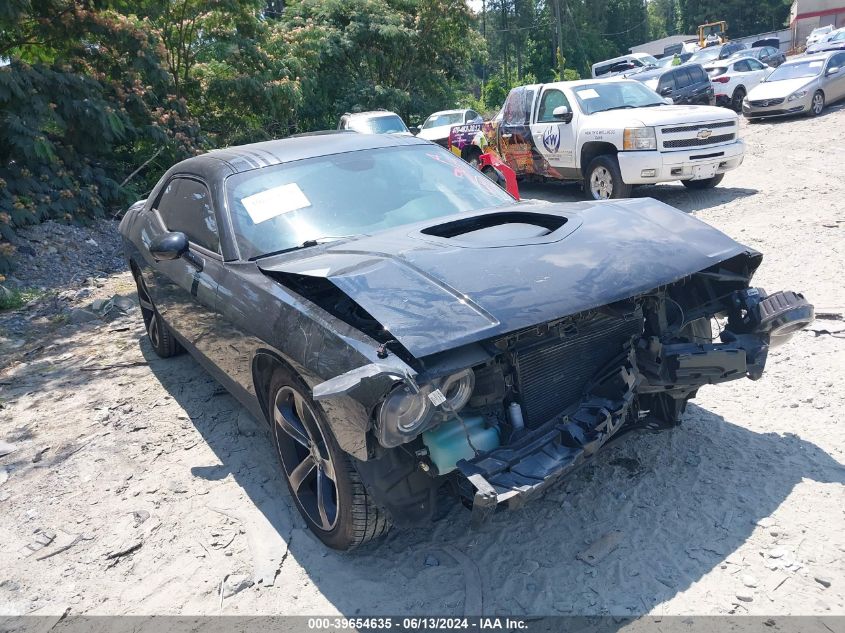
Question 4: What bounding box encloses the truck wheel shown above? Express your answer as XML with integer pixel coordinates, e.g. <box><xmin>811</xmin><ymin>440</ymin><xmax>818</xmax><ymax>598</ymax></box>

<box><xmin>585</xmin><ymin>155</ymin><xmax>632</xmax><ymax>200</ymax></box>
<box><xmin>681</xmin><ymin>173</ymin><xmax>724</xmax><ymax>189</ymax></box>
<box><xmin>269</xmin><ymin>367</ymin><xmax>390</xmax><ymax>550</ymax></box>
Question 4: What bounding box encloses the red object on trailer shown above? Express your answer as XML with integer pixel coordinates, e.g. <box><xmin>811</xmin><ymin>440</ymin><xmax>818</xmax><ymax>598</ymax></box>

<box><xmin>477</xmin><ymin>153</ymin><xmax>520</xmax><ymax>200</ymax></box>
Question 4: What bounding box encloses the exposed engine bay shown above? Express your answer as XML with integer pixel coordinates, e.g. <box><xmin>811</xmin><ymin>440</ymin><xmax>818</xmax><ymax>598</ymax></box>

<box><xmin>310</xmin><ymin>251</ymin><xmax>813</xmax><ymax>526</ymax></box>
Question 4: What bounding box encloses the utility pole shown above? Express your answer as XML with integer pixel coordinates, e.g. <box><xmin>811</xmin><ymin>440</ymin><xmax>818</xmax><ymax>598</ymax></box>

<box><xmin>552</xmin><ymin>0</ymin><xmax>565</xmax><ymax>78</ymax></box>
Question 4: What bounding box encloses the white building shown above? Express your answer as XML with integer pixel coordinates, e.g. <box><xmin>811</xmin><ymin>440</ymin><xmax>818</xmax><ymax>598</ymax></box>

<box><xmin>790</xmin><ymin>0</ymin><xmax>845</xmax><ymax>46</ymax></box>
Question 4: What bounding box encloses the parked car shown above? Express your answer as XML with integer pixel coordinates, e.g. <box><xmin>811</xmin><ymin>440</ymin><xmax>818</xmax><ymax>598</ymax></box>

<box><xmin>806</xmin><ymin>24</ymin><xmax>834</xmax><ymax>47</ymax></box>
<box><xmin>806</xmin><ymin>28</ymin><xmax>845</xmax><ymax>54</ymax></box>
<box><xmin>728</xmin><ymin>45</ymin><xmax>786</xmax><ymax>67</ymax></box>
<box><xmin>120</xmin><ymin>132</ymin><xmax>813</xmax><ymax>549</ymax></box>
<box><xmin>591</xmin><ymin>52</ymin><xmax>659</xmax><ymax>78</ymax></box>
<box><xmin>688</xmin><ymin>42</ymin><xmax>746</xmax><ymax>65</ymax></box>
<box><xmin>653</xmin><ymin>52</ymin><xmax>693</xmax><ymax>68</ymax></box>
<box><xmin>632</xmin><ymin>64</ymin><xmax>715</xmax><ymax>106</ymax></box>
<box><xmin>416</xmin><ymin>109</ymin><xmax>482</xmax><ymax>147</ymax></box>
<box><xmin>448</xmin><ymin>78</ymin><xmax>743</xmax><ymax>200</ymax></box>
<box><xmin>705</xmin><ymin>57</ymin><xmax>773</xmax><ymax>110</ymax></box>
<box><xmin>743</xmin><ymin>51</ymin><xmax>845</xmax><ymax>119</ymax></box>
<box><xmin>337</xmin><ymin>110</ymin><xmax>411</xmax><ymax>135</ymax></box>
<box><xmin>751</xmin><ymin>37</ymin><xmax>781</xmax><ymax>49</ymax></box>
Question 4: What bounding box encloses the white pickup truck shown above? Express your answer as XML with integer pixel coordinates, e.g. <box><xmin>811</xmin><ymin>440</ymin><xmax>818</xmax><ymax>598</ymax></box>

<box><xmin>448</xmin><ymin>78</ymin><xmax>746</xmax><ymax>199</ymax></box>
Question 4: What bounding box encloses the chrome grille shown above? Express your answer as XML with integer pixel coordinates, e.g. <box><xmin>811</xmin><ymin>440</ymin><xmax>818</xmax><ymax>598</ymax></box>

<box><xmin>750</xmin><ymin>98</ymin><xmax>785</xmax><ymax>107</ymax></box>
<box><xmin>664</xmin><ymin>133</ymin><xmax>735</xmax><ymax>149</ymax></box>
<box><xmin>513</xmin><ymin>314</ymin><xmax>643</xmax><ymax>429</ymax></box>
<box><xmin>659</xmin><ymin>119</ymin><xmax>738</xmax><ymax>151</ymax></box>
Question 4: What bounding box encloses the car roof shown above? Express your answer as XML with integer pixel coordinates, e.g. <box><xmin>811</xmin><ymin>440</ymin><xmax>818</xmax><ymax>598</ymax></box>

<box><xmin>177</xmin><ymin>132</ymin><xmax>428</xmax><ymax>175</ymax></box>
<box><xmin>426</xmin><ymin>109</ymin><xmax>469</xmax><ymax>116</ymax></box>
<box><xmin>345</xmin><ymin>110</ymin><xmax>400</xmax><ymax>118</ymax></box>
<box><xmin>628</xmin><ymin>63</ymin><xmax>704</xmax><ymax>81</ymax></box>
<box><xmin>793</xmin><ymin>51</ymin><xmax>837</xmax><ymax>63</ymax></box>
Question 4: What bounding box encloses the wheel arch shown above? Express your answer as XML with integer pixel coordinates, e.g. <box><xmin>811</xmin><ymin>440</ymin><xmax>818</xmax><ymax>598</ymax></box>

<box><xmin>252</xmin><ymin>349</ymin><xmax>303</xmax><ymax>427</ymax></box>
<box><xmin>580</xmin><ymin>141</ymin><xmax>619</xmax><ymax>177</ymax></box>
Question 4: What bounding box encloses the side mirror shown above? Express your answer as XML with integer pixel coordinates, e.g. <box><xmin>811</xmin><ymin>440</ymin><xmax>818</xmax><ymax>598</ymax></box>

<box><xmin>659</xmin><ymin>86</ymin><xmax>673</xmax><ymax>96</ymax></box>
<box><xmin>408</xmin><ymin>126</ymin><xmax>420</xmax><ymax>135</ymax></box>
<box><xmin>552</xmin><ymin>105</ymin><xmax>573</xmax><ymax>123</ymax></box>
<box><xmin>149</xmin><ymin>231</ymin><xmax>188</xmax><ymax>261</ymax></box>
<box><xmin>827</xmin><ymin>66</ymin><xmax>840</xmax><ymax>75</ymax></box>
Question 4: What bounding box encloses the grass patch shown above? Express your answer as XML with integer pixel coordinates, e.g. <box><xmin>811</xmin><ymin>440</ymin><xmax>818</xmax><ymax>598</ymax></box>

<box><xmin>0</xmin><ymin>286</ymin><xmax>44</xmax><ymax>311</ymax></box>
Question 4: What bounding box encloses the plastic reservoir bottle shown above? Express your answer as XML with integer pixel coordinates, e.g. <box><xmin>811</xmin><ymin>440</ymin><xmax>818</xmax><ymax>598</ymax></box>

<box><xmin>422</xmin><ymin>415</ymin><xmax>500</xmax><ymax>475</ymax></box>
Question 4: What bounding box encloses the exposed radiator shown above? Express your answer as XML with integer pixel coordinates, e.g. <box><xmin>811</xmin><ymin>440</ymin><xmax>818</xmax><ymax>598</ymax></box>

<box><xmin>513</xmin><ymin>313</ymin><xmax>643</xmax><ymax>428</ymax></box>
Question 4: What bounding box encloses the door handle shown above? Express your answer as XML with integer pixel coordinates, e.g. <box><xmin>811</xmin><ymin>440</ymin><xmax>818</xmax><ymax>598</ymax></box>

<box><xmin>501</xmin><ymin>133</ymin><xmax>513</xmax><ymax>139</ymax></box>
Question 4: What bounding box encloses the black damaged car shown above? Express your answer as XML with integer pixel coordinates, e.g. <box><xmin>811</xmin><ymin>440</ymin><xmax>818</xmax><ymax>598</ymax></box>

<box><xmin>120</xmin><ymin>132</ymin><xmax>813</xmax><ymax>550</ymax></box>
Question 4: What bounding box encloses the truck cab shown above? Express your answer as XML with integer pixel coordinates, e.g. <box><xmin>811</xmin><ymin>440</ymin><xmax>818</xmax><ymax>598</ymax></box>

<box><xmin>451</xmin><ymin>78</ymin><xmax>746</xmax><ymax>200</ymax></box>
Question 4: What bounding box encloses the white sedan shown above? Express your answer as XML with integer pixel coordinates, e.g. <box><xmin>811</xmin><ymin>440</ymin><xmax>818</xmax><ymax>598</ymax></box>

<box><xmin>705</xmin><ymin>56</ymin><xmax>773</xmax><ymax>111</ymax></box>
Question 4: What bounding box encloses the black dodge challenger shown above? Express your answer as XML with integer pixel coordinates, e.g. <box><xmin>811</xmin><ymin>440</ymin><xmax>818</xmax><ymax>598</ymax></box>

<box><xmin>120</xmin><ymin>132</ymin><xmax>813</xmax><ymax>550</ymax></box>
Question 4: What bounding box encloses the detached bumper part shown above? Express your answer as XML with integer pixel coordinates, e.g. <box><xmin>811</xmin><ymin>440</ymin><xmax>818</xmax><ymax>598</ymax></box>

<box><xmin>457</xmin><ymin>349</ymin><xmax>641</xmax><ymax>527</ymax></box>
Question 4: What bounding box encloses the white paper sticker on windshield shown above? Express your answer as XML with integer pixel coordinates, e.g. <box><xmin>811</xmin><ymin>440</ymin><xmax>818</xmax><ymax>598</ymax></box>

<box><xmin>577</xmin><ymin>88</ymin><xmax>600</xmax><ymax>99</ymax></box>
<box><xmin>241</xmin><ymin>183</ymin><xmax>311</xmax><ymax>224</ymax></box>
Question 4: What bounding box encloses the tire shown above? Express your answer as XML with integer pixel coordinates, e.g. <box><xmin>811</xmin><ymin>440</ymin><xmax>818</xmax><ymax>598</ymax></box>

<box><xmin>585</xmin><ymin>155</ymin><xmax>632</xmax><ymax>200</ymax></box>
<box><xmin>268</xmin><ymin>367</ymin><xmax>390</xmax><ymax>550</ymax></box>
<box><xmin>134</xmin><ymin>270</ymin><xmax>182</xmax><ymax>358</ymax></box>
<box><xmin>681</xmin><ymin>173</ymin><xmax>724</xmax><ymax>190</ymax></box>
<box><xmin>731</xmin><ymin>86</ymin><xmax>746</xmax><ymax>112</ymax></box>
<box><xmin>808</xmin><ymin>91</ymin><xmax>825</xmax><ymax>117</ymax></box>
<box><xmin>464</xmin><ymin>148</ymin><xmax>482</xmax><ymax>169</ymax></box>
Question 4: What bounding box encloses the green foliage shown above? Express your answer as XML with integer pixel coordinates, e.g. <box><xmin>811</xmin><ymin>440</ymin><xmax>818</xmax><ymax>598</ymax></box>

<box><xmin>0</xmin><ymin>285</ymin><xmax>44</xmax><ymax>311</ymax></box>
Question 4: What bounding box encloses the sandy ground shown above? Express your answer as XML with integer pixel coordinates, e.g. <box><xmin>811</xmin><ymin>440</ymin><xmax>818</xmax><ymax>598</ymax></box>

<box><xmin>1</xmin><ymin>106</ymin><xmax>844</xmax><ymax>619</ymax></box>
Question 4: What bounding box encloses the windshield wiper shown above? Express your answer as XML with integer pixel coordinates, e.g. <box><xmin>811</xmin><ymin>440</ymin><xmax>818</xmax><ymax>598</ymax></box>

<box><xmin>251</xmin><ymin>235</ymin><xmax>362</xmax><ymax>261</ymax></box>
<box><xmin>599</xmin><ymin>105</ymin><xmax>637</xmax><ymax>112</ymax></box>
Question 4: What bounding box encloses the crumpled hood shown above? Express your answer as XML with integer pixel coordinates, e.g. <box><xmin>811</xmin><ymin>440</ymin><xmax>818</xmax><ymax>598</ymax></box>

<box><xmin>747</xmin><ymin>78</ymin><xmax>813</xmax><ymax>100</ymax></box>
<box><xmin>586</xmin><ymin>105</ymin><xmax>735</xmax><ymax>128</ymax></box>
<box><xmin>258</xmin><ymin>199</ymin><xmax>754</xmax><ymax>358</ymax></box>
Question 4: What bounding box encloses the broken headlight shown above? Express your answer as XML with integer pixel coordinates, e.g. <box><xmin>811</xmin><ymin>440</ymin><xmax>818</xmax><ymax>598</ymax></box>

<box><xmin>728</xmin><ymin>288</ymin><xmax>814</xmax><ymax>347</ymax></box>
<box><xmin>375</xmin><ymin>369</ymin><xmax>476</xmax><ymax>448</ymax></box>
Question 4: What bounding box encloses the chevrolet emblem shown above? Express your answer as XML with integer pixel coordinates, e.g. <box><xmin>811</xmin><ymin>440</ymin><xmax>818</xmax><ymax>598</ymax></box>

<box><xmin>697</xmin><ymin>129</ymin><xmax>713</xmax><ymax>140</ymax></box>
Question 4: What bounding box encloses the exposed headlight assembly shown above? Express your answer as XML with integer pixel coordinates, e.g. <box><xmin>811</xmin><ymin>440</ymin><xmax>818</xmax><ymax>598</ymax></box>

<box><xmin>623</xmin><ymin>127</ymin><xmax>657</xmax><ymax>151</ymax></box>
<box><xmin>788</xmin><ymin>89</ymin><xmax>809</xmax><ymax>102</ymax></box>
<box><xmin>375</xmin><ymin>369</ymin><xmax>475</xmax><ymax>448</ymax></box>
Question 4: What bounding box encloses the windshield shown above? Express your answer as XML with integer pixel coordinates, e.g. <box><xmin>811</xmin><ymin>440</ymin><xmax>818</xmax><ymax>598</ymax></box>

<box><xmin>689</xmin><ymin>48</ymin><xmax>720</xmax><ymax>64</ymax></box>
<box><xmin>572</xmin><ymin>81</ymin><xmax>664</xmax><ymax>115</ymax></box>
<box><xmin>638</xmin><ymin>55</ymin><xmax>659</xmax><ymax>66</ymax></box>
<box><xmin>422</xmin><ymin>112</ymin><xmax>464</xmax><ymax>129</ymax></box>
<box><xmin>831</xmin><ymin>31</ymin><xmax>845</xmax><ymax>41</ymax></box>
<box><xmin>347</xmin><ymin>114</ymin><xmax>408</xmax><ymax>134</ymax></box>
<box><xmin>226</xmin><ymin>145</ymin><xmax>514</xmax><ymax>259</ymax></box>
<box><xmin>767</xmin><ymin>60</ymin><xmax>824</xmax><ymax>81</ymax></box>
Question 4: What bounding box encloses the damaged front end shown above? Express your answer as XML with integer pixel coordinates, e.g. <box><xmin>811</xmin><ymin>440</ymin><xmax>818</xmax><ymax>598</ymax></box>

<box><xmin>314</xmin><ymin>253</ymin><xmax>813</xmax><ymax>526</ymax></box>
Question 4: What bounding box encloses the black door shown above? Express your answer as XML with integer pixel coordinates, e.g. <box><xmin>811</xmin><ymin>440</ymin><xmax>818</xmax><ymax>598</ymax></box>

<box><xmin>143</xmin><ymin>176</ymin><xmax>224</xmax><ymax>359</ymax></box>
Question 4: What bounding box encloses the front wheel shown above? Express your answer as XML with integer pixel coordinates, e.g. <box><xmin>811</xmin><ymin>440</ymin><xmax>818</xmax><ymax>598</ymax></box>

<box><xmin>269</xmin><ymin>368</ymin><xmax>390</xmax><ymax>550</ymax></box>
<box><xmin>681</xmin><ymin>173</ymin><xmax>724</xmax><ymax>190</ymax></box>
<box><xmin>808</xmin><ymin>91</ymin><xmax>825</xmax><ymax>117</ymax></box>
<box><xmin>585</xmin><ymin>155</ymin><xmax>632</xmax><ymax>200</ymax></box>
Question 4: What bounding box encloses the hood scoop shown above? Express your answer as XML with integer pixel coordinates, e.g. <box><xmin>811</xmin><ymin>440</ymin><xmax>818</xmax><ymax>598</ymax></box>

<box><xmin>417</xmin><ymin>211</ymin><xmax>577</xmax><ymax>248</ymax></box>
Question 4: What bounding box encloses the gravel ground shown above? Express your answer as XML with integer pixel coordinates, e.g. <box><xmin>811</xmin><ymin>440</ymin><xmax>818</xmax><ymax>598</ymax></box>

<box><xmin>0</xmin><ymin>107</ymin><xmax>843</xmax><ymax>619</ymax></box>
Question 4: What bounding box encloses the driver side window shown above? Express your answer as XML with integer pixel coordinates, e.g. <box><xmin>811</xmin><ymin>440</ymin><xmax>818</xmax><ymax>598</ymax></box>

<box><xmin>155</xmin><ymin>177</ymin><xmax>220</xmax><ymax>254</ymax></box>
<box><xmin>536</xmin><ymin>89</ymin><xmax>571</xmax><ymax>123</ymax></box>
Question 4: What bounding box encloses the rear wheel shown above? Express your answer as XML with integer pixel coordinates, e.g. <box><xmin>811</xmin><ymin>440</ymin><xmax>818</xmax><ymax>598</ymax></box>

<box><xmin>134</xmin><ymin>270</ymin><xmax>182</xmax><ymax>358</ymax></box>
<box><xmin>585</xmin><ymin>155</ymin><xmax>631</xmax><ymax>200</ymax></box>
<box><xmin>269</xmin><ymin>368</ymin><xmax>389</xmax><ymax>550</ymax></box>
<box><xmin>808</xmin><ymin>91</ymin><xmax>825</xmax><ymax>117</ymax></box>
<box><xmin>731</xmin><ymin>86</ymin><xmax>746</xmax><ymax>112</ymax></box>
<box><xmin>681</xmin><ymin>173</ymin><xmax>724</xmax><ymax>190</ymax></box>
